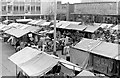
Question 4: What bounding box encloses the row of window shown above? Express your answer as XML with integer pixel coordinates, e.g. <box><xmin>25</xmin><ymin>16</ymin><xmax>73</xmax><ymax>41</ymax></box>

<box><xmin>2</xmin><ymin>5</ymin><xmax>41</xmax><ymax>12</ymax></box>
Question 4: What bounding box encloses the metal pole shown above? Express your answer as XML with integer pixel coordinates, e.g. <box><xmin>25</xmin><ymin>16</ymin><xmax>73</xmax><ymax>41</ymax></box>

<box><xmin>16</xmin><ymin>65</ymin><xmax>17</xmax><ymax>78</ymax></box>
<box><xmin>116</xmin><ymin>0</ymin><xmax>118</xmax><ymax>24</ymax></box>
<box><xmin>53</xmin><ymin>0</ymin><xmax>56</xmax><ymax>55</ymax></box>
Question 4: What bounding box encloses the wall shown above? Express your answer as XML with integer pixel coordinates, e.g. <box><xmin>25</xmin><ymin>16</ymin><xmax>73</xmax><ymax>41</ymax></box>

<box><xmin>74</xmin><ymin>2</ymin><xmax>119</xmax><ymax>15</ymax></box>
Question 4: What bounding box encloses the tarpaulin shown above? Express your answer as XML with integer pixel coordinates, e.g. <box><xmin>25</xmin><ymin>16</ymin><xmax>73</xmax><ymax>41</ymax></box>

<box><xmin>91</xmin><ymin>41</ymin><xmax>120</xmax><ymax>60</ymax></box>
<box><xmin>73</xmin><ymin>38</ymin><xmax>100</xmax><ymax>51</ymax></box>
<box><xmin>76</xmin><ymin>70</ymin><xmax>95</xmax><ymax>76</ymax></box>
<box><xmin>16</xmin><ymin>19</ymin><xmax>32</xmax><ymax>23</ymax></box>
<box><xmin>84</xmin><ymin>25</ymin><xmax>100</xmax><ymax>33</ymax></box>
<box><xmin>8</xmin><ymin>47</ymin><xmax>58</xmax><ymax>76</ymax></box>
<box><xmin>41</xmin><ymin>22</ymin><xmax>51</xmax><ymax>26</ymax></box>
<box><xmin>65</xmin><ymin>24</ymin><xmax>87</xmax><ymax>31</ymax></box>
<box><xmin>8</xmin><ymin>47</ymin><xmax>41</xmax><ymax>65</ymax></box>
<box><xmin>112</xmin><ymin>25</ymin><xmax>120</xmax><ymax>30</ymax></box>
<box><xmin>70</xmin><ymin>48</ymin><xmax>90</xmax><ymax>69</ymax></box>
<box><xmin>5</xmin><ymin>28</ymin><xmax>30</xmax><ymax>38</ymax></box>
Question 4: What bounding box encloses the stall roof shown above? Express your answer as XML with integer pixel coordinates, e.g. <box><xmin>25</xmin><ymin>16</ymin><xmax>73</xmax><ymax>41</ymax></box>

<box><xmin>24</xmin><ymin>26</ymin><xmax>41</xmax><ymax>33</ymax></box>
<box><xmin>65</xmin><ymin>24</ymin><xmax>87</xmax><ymax>31</ymax></box>
<box><xmin>73</xmin><ymin>38</ymin><xmax>120</xmax><ymax>60</ymax></box>
<box><xmin>33</xmin><ymin>20</ymin><xmax>43</xmax><ymax>25</ymax></box>
<box><xmin>9</xmin><ymin>47</ymin><xmax>58</xmax><ymax>76</ymax></box>
<box><xmin>100</xmin><ymin>23</ymin><xmax>113</xmax><ymax>29</ymax></box>
<box><xmin>16</xmin><ymin>19</ymin><xmax>32</xmax><ymax>22</ymax></box>
<box><xmin>19</xmin><ymin>52</ymin><xmax>58</xmax><ymax>76</ymax></box>
<box><xmin>91</xmin><ymin>41</ymin><xmax>120</xmax><ymax>60</ymax></box>
<box><xmin>59</xmin><ymin>58</ymin><xmax>81</xmax><ymax>71</ymax></box>
<box><xmin>112</xmin><ymin>25</ymin><xmax>120</xmax><ymax>30</ymax></box>
<box><xmin>84</xmin><ymin>25</ymin><xmax>100</xmax><ymax>33</ymax></box>
<box><xmin>5</xmin><ymin>28</ymin><xmax>30</xmax><ymax>38</ymax></box>
<box><xmin>8</xmin><ymin>23</ymin><xmax>20</xmax><ymax>27</ymax></box>
<box><xmin>69</xmin><ymin>21</ymin><xmax>81</xmax><ymax>25</ymax></box>
<box><xmin>27</xmin><ymin>20</ymin><xmax>37</xmax><ymax>25</ymax></box>
<box><xmin>36</xmin><ymin>20</ymin><xmax>46</xmax><ymax>26</ymax></box>
<box><xmin>19</xmin><ymin>24</ymin><xmax>31</xmax><ymax>30</ymax></box>
<box><xmin>0</xmin><ymin>24</ymin><xmax>7</xmax><ymax>30</ymax></box>
<box><xmin>59</xmin><ymin>22</ymin><xmax>70</xmax><ymax>28</ymax></box>
<box><xmin>8</xmin><ymin>47</ymin><xmax>41</xmax><ymax>65</ymax></box>
<box><xmin>76</xmin><ymin>70</ymin><xmax>95</xmax><ymax>76</ymax></box>
<box><xmin>94</xmin><ymin>23</ymin><xmax>102</xmax><ymax>26</ymax></box>
<box><xmin>47</xmin><ymin>30</ymin><xmax>54</xmax><ymax>34</ymax></box>
<box><xmin>41</xmin><ymin>22</ymin><xmax>51</xmax><ymax>26</ymax></box>
<box><xmin>50</xmin><ymin>22</ymin><xmax>62</xmax><ymax>28</ymax></box>
<box><xmin>73</xmin><ymin>38</ymin><xmax>101</xmax><ymax>51</ymax></box>
<box><xmin>3</xmin><ymin>20</ymin><xmax>14</xmax><ymax>24</ymax></box>
<box><xmin>48</xmin><ymin>54</ymin><xmax>81</xmax><ymax>72</ymax></box>
<box><xmin>1</xmin><ymin>26</ymin><xmax>13</xmax><ymax>31</ymax></box>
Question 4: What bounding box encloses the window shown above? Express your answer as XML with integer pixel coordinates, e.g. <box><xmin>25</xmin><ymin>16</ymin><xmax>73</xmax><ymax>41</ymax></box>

<box><xmin>27</xmin><ymin>6</ymin><xmax>30</xmax><ymax>11</ymax></box>
<box><xmin>36</xmin><ymin>6</ymin><xmax>40</xmax><ymax>11</ymax></box>
<box><xmin>8</xmin><ymin>5</ymin><xmax>12</xmax><ymax>13</ymax></box>
<box><xmin>2</xmin><ymin>6</ymin><xmax>6</xmax><ymax>11</ymax></box>
<box><xmin>20</xmin><ymin>6</ymin><xmax>24</xmax><ymax>11</ymax></box>
<box><xmin>14</xmin><ymin>6</ymin><xmax>18</xmax><ymax>11</ymax></box>
<box><xmin>31</xmin><ymin>6</ymin><xmax>35</xmax><ymax>11</ymax></box>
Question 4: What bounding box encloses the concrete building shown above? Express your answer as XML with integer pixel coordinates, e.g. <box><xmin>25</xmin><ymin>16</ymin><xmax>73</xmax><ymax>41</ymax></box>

<box><xmin>72</xmin><ymin>1</ymin><xmax>120</xmax><ymax>24</ymax></box>
<box><xmin>1</xmin><ymin>0</ymin><xmax>56</xmax><ymax>20</ymax></box>
<box><xmin>0</xmin><ymin>0</ymin><xmax>74</xmax><ymax>21</ymax></box>
<box><xmin>56</xmin><ymin>1</ymin><xmax>74</xmax><ymax>21</ymax></box>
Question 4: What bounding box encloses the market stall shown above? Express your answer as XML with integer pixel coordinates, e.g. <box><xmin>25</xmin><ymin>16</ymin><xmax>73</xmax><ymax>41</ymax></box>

<box><xmin>70</xmin><ymin>38</ymin><xmax>120</xmax><ymax>77</ymax></box>
<box><xmin>84</xmin><ymin>25</ymin><xmax>100</xmax><ymax>33</ymax></box>
<box><xmin>8</xmin><ymin>47</ymin><xmax>58</xmax><ymax>76</ymax></box>
<box><xmin>8</xmin><ymin>47</ymin><xmax>81</xmax><ymax>77</ymax></box>
<box><xmin>5</xmin><ymin>27</ymin><xmax>30</xmax><ymax>38</ymax></box>
<box><xmin>16</xmin><ymin>19</ymin><xmax>32</xmax><ymax>24</ymax></box>
<box><xmin>65</xmin><ymin>24</ymin><xmax>87</xmax><ymax>31</ymax></box>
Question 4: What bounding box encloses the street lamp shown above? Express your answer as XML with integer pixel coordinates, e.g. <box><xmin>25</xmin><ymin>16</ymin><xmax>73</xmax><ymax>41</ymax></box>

<box><xmin>53</xmin><ymin>0</ymin><xmax>57</xmax><ymax>55</ymax></box>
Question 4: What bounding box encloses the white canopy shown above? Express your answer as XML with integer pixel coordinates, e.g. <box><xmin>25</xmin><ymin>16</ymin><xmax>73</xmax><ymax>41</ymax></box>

<box><xmin>5</xmin><ymin>28</ymin><xmax>30</xmax><ymax>38</ymax></box>
<box><xmin>100</xmin><ymin>23</ymin><xmax>113</xmax><ymax>29</ymax></box>
<box><xmin>41</xmin><ymin>22</ymin><xmax>51</xmax><ymax>26</ymax></box>
<box><xmin>0</xmin><ymin>24</ymin><xmax>7</xmax><ymax>30</ymax></box>
<box><xmin>8</xmin><ymin>23</ymin><xmax>20</xmax><ymax>27</ymax></box>
<box><xmin>76</xmin><ymin>70</ymin><xmax>95</xmax><ymax>76</ymax></box>
<box><xmin>112</xmin><ymin>25</ymin><xmax>120</xmax><ymax>30</ymax></box>
<box><xmin>8</xmin><ymin>47</ymin><xmax>58</xmax><ymax>76</ymax></box>
<box><xmin>16</xmin><ymin>19</ymin><xmax>32</xmax><ymax>22</ymax></box>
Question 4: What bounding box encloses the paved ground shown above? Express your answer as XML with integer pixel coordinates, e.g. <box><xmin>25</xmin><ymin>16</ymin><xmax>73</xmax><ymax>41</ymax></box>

<box><xmin>0</xmin><ymin>40</ymin><xmax>16</xmax><ymax>77</ymax></box>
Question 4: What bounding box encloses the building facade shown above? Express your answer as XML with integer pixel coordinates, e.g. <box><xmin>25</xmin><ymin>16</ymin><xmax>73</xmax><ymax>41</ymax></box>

<box><xmin>1</xmin><ymin>0</ymin><xmax>57</xmax><ymax>20</ymax></box>
<box><xmin>56</xmin><ymin>1</ymin><xmax>74</xmax><ymax>21</ymax></box>
<box><xmin>0</xmin><ymin>0</ymin><xmax>74</xmax><ymax>21</ymax></box>
<box><xmin>72</xmin><ymin>1</ymin><xmax>120</xmax><ymax>24</ymax></box>
<box><xmin>81</xmin><ymin>0</ymin><xmax>118</xmax><ymax>3</ymax></box>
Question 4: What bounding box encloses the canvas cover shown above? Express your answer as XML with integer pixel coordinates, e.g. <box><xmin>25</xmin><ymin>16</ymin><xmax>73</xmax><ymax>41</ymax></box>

<box><xmin>8</xmin><ymin>47</ymin><xmax>58</xmax><ymax>76</ymax></box>
<box><xmin>84</xmin><ymin>25</ymin><xmax>100</xmax><ymax>33</ymax></box>
<box><xmin>5</xmin><ymin>28</ymin><xmax>30</xmax><ymax>38</ymax></box>
<box><xmin>65</xmin><ymin>24</ymin><xmax>87</xmax><ymax>31</ymax></box>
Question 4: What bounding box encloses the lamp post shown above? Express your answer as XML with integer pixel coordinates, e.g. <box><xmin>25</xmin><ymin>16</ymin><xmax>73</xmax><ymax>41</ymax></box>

<box><xmin>53</xmin><ymin>0</ymin><xmax>57</xmax><ymax>55</ymax></box>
